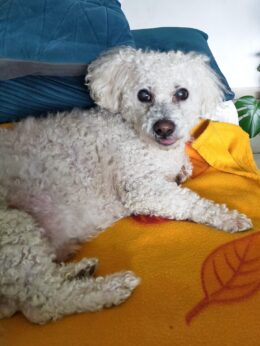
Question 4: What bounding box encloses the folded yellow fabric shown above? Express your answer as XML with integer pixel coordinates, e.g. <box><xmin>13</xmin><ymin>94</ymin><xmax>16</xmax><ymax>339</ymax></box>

<box><xmin>191</xmin><ymin>120</ymin><xmax>260</xmax><ymax>180</ymax></box>
<box><xmin>1</xmin><ymin>121</ymin><xmax>260</xmax><ymax>346</ymax></box>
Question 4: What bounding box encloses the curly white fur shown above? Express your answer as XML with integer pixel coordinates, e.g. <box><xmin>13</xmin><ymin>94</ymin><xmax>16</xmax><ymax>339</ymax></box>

<box><xmin>0</xmin><ymin>48</ymin><xmax>252</xmax><ymax>324</ymax></box>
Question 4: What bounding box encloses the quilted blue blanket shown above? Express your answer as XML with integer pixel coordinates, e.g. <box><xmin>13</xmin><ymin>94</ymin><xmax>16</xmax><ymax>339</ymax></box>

<box><xmin>0</xmin><ymin>0</ymin><xmax>134</xmax><ymax>79</ymax></box>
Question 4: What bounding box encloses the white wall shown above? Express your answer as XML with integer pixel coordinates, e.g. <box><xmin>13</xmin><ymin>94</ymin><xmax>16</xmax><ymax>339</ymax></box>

<box><xmin>121</xmin><ymin>0</ymin><xmax>260</xmax><ymax>93</ymax></box>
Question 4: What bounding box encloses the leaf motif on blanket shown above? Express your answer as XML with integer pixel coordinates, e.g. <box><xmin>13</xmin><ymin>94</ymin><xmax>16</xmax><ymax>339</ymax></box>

<box><xmin>186</xmin><ymin>231</ymin><xmax>260</xmax><ymax>325</ymax></box>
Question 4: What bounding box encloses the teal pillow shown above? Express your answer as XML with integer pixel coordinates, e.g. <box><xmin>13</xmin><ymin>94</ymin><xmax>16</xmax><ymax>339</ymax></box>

<box><xmin>132</xmin><ymin>27</ymin><xmax>234</xmax><ymax>101</ymax></box>
<box><xmin>0</xmin><ymin>0</ymin><xmax>134</xmax><ymax>80</ymax></box>
<box><xmin>0</xmin><ymin>0</ymin><xmax>134</xmax><ymax>122</ymax></box>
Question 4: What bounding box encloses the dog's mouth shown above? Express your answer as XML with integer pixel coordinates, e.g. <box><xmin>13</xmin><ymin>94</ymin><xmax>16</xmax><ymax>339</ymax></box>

<box><xmin>157</xmin><ymin>137</ymin><xmax>178</xmax><ymax>146</ymax></box>
<box><xmin>155</xmin><ymin>135</ymin><xmax>179</xmax><ymax>146</ymax></box>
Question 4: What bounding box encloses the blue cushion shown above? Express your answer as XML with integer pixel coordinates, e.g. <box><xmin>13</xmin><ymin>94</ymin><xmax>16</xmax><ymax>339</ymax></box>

<box><xmin>0</xmin><ymin>0</ymin><xmax>134</xmax><ymax>79</ymax></box>
<box><xmin>132</xmin><ymin>27</ymin><xmax>234</xmax><ymax>101</ymax></box>
<box><xmin>0</xmin><ymin>0</ymin><xmax>134</xmax><ymax>122</ymax></box>
<box><xmin>0</xmin><ymin>76</ymin><xmax>94</xmax><ymax>123</ymax></box>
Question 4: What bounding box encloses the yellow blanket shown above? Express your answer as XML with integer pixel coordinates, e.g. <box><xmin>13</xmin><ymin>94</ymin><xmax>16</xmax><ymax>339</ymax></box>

<box><xmin>1</xmin><ymin>120</ymin><xmax>260</xmax><ymax>346</ymax></box>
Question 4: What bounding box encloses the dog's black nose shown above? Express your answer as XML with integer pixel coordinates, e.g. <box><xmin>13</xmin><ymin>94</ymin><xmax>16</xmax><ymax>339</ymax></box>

<box><xmin>153</xmin><ymin>120</ymin><xmax>176</xmax><ymax>137</ymax></box>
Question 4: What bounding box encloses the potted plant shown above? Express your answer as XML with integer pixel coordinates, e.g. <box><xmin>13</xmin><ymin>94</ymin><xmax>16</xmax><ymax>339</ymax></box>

<box><xmin>235</xmin><ymin>95</ymin><xmax>260</xmax><ymax>138</ymax></box>
<box><xmin>234</xmin><ymin>64</ymin><xmax>260</xmax><ymax>138</ymax></box>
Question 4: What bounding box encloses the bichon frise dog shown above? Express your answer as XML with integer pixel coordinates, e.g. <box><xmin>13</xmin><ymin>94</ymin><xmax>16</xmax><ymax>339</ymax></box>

<box><xmin>0</xmin><ymin>48</ymin><xmax>252</xmax><ymax>324</ymax></box>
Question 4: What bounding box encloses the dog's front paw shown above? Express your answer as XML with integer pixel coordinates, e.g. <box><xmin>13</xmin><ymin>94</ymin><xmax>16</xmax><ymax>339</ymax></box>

<box><xmin>218</xmin><ymin>210</ymin><xmax>253</xmax><ymax>233</ymax></box>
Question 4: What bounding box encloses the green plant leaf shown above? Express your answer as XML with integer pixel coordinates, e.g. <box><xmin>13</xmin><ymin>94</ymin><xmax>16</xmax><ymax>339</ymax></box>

<box><xmin>235</xmin><ymin>96</ymin><xmax>260</xmax><ymax>138</ymax></box>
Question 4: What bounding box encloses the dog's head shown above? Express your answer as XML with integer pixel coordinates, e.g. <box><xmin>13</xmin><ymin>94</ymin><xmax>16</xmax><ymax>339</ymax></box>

<box><xmin>86</xmin><ymin>48</ymin><xmax>224</xmax><ymax>148</ymax></box>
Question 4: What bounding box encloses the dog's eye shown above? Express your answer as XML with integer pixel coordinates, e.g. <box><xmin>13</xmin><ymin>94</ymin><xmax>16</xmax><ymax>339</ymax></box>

<box><xmin>137</xmin><ymin>89</ymin><xmax>153</xmax><ymax>103</ymax></box>
<box><xmin>173</xmin><ymin>88</ymin><xmax>189</xmax><ymax>102</ymax></box>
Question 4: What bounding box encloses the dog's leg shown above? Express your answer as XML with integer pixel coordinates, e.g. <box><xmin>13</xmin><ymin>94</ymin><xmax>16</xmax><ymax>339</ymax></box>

<box><xmin>0</xmin><ymin>208</ymin><xmax>139</xmax><ymax>324</ymax></box>
<box><xmin>0</xmin><ymin>208</ymin><xmax>57</xmax><ymax>321</ymax></box>
<box><xmin>59</xmin><ymin>258</ymin><xmax>99</xmax><ymax>279</ymax></box>
<box><xmin>21</xmin><ymin>270</ymin><xmax>139</xmax><ymax>324</ymax></box>
<box><xmin>123</xmin><ymin>178</ymin><xmax>252</xmax><ymax>232</ymax></box>
<box><xmin>0</xmin><ymin>297</ymin><xmax>17</xmax><ymax>319</ymax></box>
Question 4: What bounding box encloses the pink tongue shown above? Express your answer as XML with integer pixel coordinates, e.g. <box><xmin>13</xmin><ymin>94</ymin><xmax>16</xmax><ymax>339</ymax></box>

<box><xmin>159</xmin><ymin>138</ymin><xmax>176</xmax><ymax>145</ymax></box>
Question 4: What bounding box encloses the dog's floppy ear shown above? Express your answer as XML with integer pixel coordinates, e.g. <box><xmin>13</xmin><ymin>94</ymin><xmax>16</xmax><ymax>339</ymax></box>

<box><xmin>86</xmin><ymin>47</ymin><xmax>137</xmax><ymax>113</ymax></box>
<box><xmin>197</xmin><ymin>56</ymin><xmax>225</xmax><ymax>117</ymax></box>
<box><xmin>189</xmin><ymin>54</ymin><xmax>225</xmax><ymax>117</ymax></box>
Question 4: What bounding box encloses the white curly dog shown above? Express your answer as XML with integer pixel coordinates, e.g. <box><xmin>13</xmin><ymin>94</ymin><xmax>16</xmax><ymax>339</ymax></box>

<box><xmin>0</xmin><ymin>48</ymin><xmax>252</xmax><ymax>324</ymax></box>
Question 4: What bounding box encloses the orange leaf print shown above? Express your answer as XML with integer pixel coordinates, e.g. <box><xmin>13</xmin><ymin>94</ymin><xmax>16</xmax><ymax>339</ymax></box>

<box><xmin>186</xmin><ymin>231</ymin><xmax>260</xmax><ymax>325</ymax></box>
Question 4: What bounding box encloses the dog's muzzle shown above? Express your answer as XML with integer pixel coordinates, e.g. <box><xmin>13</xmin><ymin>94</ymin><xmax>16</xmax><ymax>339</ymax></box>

<box><xmin>153</xmin><ymin>119</ymin><xmax>178</xmax><ymax>146</ymax></box>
